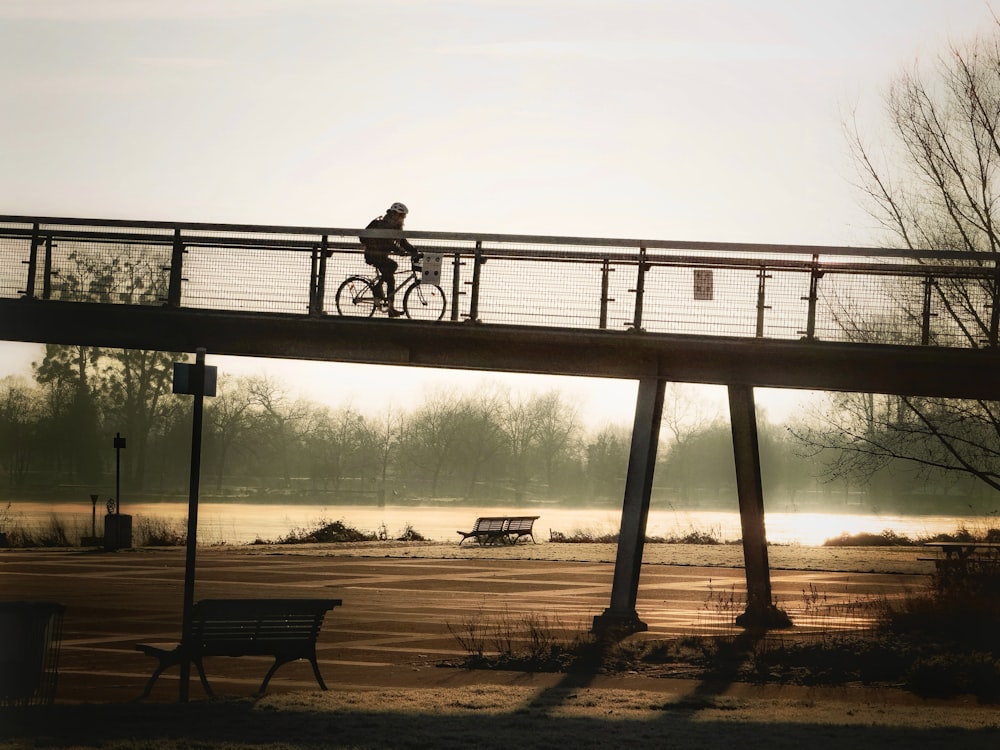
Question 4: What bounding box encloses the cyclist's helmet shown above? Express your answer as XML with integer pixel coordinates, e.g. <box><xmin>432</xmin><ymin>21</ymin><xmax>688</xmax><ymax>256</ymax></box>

<box><xmin>387</xmin><ymin>202</ymin><xmax>409</xmax><ymax>216</ymax></box>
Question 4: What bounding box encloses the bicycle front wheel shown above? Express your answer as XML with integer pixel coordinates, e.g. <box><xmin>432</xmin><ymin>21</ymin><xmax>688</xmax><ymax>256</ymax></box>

<box><xmin>335</xmin><ymin>276</ymin><xmax>378</xmax><ymax>317</ymax></box>
<box><xmin>403</xmin><ymin>283</ymin><xmax>446</xmax><ymax>321</ymax></box>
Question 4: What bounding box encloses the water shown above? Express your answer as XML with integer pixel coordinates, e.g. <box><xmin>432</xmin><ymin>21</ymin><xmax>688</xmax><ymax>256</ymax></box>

<box><xmin>7</xmin><ymin>500</ymin><xmax>989</xmax><ymax>547</ymax></box>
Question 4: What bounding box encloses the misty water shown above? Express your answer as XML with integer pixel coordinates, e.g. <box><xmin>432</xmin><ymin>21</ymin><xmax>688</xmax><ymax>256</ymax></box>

<box><xmin>10</xmin><ymin>500</ymin><xmax>990</xmax><ymax>547</ymax></box>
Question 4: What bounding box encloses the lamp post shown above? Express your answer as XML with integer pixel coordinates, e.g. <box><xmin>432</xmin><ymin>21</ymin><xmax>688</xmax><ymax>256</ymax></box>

<box><xmin>103</xmin><ymin>434</ymin><xmax>130</xmax><ymax>550</ymax></box>
<box><xmin>113</xmin><ymin>433</ymin><xmax>126</xmax><ymax>515</ymax></box>
<box><xmin>172</xmin><ymin>348</ymin><xmax>217</xmax><ymax>702</ymax></box>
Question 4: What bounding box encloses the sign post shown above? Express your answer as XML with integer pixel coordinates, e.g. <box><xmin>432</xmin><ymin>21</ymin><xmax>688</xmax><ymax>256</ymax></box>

<box><xmin>172</xmin><ymin>348</ymin><xmax>217</xmax><ymax>702</ymax></box>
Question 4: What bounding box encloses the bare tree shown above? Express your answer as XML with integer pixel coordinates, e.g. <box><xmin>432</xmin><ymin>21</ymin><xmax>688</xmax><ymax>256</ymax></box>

<box><xmin>245</xmin><ymin>375</ymin><xmax>310</xmax><ymax>486</ymax></box>
<box><xmin>530</xmin><ymin>390</ymin><xmax>580</xmax><ymax>496</ymax></box>
<box><xmin>810</xmin><ymin>23</ymin><xmax>1000</xmax><ymax>494</ymax></box>
<box><xmin>399</xmin><ymin>390</ymin><xmax>463</xmax><ymax>495</ymax></box>
<box><xmin>205</xmin><ymin>375</ymin><xmax>256</xmax><ymax>491</ymax></box>
<box><xmin>0</xmin><ymin>377</ymin><xmax>42</xmax><ymax>488</ymax></box>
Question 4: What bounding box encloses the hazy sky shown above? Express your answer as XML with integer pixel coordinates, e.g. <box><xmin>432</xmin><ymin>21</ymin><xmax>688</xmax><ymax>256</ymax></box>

<box><xmin>0</xmin><ymin>0</ymin><xmax>995</xmax><ymax>426</ymax></box>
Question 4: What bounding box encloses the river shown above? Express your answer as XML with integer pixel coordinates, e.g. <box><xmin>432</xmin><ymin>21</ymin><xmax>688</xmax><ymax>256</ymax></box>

<box><xmin>6</xmin><ymin>499</ymin><xmax>993</xmax><ymax>547</ymax></box>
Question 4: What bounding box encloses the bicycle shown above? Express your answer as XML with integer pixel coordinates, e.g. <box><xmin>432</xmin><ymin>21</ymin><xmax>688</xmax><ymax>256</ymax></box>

<box><xmin>334</xmin><ymin>252</ymin><xmax>447</xmax><ymax>321</ymax></box>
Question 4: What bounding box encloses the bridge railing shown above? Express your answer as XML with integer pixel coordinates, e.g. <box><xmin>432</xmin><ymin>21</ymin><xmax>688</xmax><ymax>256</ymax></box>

<box><xmin>2</xmin><ymin>215</ymin><xmax>998</xmax><ymax>349</ymax></box>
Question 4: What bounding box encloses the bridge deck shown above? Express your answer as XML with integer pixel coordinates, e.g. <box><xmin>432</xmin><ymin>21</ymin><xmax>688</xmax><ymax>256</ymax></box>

<box><xmin>1</xmin><ymin>214</ymin><xmax>999</xmax><ymax>398</ymax></box>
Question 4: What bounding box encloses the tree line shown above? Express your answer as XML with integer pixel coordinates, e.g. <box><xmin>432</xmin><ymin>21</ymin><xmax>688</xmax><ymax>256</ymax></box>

<box><xmin>1</xmin><ymin>343</ymin><xmax>992</xmax><ymax>513</ymax></box>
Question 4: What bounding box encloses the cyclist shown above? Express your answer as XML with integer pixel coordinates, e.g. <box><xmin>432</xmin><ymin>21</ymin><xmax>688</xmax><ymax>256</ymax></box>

<box><xmin>360</xmin><ymin>202</ymin><xmax>418</xmax><ymax>317</ymax></box>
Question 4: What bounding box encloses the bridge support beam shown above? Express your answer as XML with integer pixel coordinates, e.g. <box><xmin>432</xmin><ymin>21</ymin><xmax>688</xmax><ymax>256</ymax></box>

<box><xmin>592</xmin><ymin>377</ymin><xmax>665</xmax><ymax>635</ymax></box>
<box><xmin>728</xmin><ymin>384</ymin><xmax>791</xmax><ymax>630</ymax></box>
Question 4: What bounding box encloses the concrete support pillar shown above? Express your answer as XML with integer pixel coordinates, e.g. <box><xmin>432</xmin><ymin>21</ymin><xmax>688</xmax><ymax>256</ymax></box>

<box><xmin>593</xmin><ymin>377</ymin><xmax>665</xmax><ymax>634</ymax></box>
<box><xmin>728</xmin><ymin>384</ymin><xmax>791</xmax><ymax>629</ymax></box>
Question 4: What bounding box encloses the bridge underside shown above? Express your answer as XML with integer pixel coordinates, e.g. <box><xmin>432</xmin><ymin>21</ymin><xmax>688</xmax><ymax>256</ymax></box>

<box><xmin>4</xmin><ymin>299</ymin><xmax>1000</xmax><ymax>400</ymax></box>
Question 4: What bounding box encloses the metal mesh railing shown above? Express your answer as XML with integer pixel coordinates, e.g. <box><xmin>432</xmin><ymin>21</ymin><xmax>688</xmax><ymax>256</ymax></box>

<box><xmin>2</xmin><ymin>215</ymin><xmax>998</xmax><ymax>349</ymax></box>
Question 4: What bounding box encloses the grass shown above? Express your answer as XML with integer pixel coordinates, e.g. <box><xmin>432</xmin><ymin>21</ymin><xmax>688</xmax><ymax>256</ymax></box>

<box><xmin>446</xmin><ymin>553</ymin><xmax>1000</xmax><ymax>701</ymax></box>
<box><xmin>549</xmin><ymin>525</ymin><xmax>728</xmax><ymax>545</ymax></box>
<box><xmin>254</xmin><ymin>517</ymin><xmax>427</xmax><ymax>545</ymax></box>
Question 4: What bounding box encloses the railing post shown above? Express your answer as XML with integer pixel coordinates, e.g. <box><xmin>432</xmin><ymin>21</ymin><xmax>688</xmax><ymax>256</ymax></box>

<box><xmin>450</xmin><ymin>252</ymin><xmax>462</xmax><ymax>322</ymax></box>
<box><xmin>42</xmin><ymin>236</ymin><xmax>55</xmax><ymax>300</ymax></box>
<box><xmin>921</xmin><ymin>276</ymin><xmax>935</xmax><ymax>346</ymax></box>
<box><xmin>309</xmin><ymin>235</ymin><xmax>328</xmax><ymax>317</ymax></box>
<box><xmin>166</xmin><ymin>229</ymin><xmax>185</xmax><ymax>308</ymax></box>
<box><xmin>20</xmin><ymin>223</ymin><xmax>40</xmax><ymax>299</ymax></box>
<box><xmin>630</xmin><ymin>246</ymin><xmax>647</xmax><ymax>331</ymax></box>
<box><xmin>755</xmin><ymin>266</ymin><xmax>770</xmax><ymax>338</ymax></box>
<box><xmin>467</xmin><ymin>241</ymin><xmax>483</xmax><ymax>324</ymax></box>
<box><xmin>990</xmin><ymin>263</ymin><xmax>1000</xmax><ymax>348</ymax></box>
<box><xmin>599</xmin><ymin>257</ymin><xmax>613</xmax><ymax>329</ymax></box>
<box><xmin>802</xmin><ymin>254</ymin><xmax>822</xmax><ymax>341</ymax></box>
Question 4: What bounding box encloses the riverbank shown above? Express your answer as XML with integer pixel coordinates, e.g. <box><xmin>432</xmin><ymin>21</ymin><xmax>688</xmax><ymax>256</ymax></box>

<box><xmin>237</xmin><ymin>539</ymin><xmax>937</xmax><ymax>575</ymax></box>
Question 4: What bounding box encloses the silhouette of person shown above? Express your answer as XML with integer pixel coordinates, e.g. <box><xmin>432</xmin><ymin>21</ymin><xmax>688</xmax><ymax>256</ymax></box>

<box><xmin>360</xmin><ymin>202</ymin><xmax>417</xmax><ymax>317</ymax></box>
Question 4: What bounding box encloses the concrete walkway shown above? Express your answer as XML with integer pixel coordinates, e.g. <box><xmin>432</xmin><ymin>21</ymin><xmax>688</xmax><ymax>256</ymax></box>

<box><xmin>0</xmin><ymin>545</ymin><xmax>928</xmax><ymax>703</ymax></box>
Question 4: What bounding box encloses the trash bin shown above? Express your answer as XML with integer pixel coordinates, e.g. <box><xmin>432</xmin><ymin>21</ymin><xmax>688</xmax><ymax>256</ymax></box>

<box><xmin>0</xmin><ymin>602</ymin><xmax>65</xmax><ymax>707</ymax></box>
<box><xmin>104</xmin><ymin>513</ymin><xmax>132</xmax><ymax>550</ymax></box>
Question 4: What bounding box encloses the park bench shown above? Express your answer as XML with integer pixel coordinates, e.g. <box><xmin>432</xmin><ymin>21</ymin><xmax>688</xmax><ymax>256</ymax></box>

<box><xmin>135</xmin><ymin>598</ymin><xmax>341</xmax><ymax>698</ymax></box>
<box><xmin>457</xmin><ymin>516</ymin><xmax>539</xmax><ymax>546</ymax></box>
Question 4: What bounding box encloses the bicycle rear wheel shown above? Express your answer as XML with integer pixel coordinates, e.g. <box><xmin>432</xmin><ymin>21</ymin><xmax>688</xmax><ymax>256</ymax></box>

<box><xmin>403</xmin><ymin>283</ymin><xmax>446</xmax><ymax>321</ymax></box>
<box><xmin>335</xmin><ymin>276</ymin><xmax>379</xmax><ymax>317</ymax></box>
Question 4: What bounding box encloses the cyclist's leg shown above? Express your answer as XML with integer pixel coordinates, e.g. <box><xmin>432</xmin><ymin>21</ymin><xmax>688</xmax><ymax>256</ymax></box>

<box><xmin>364</xmin><ymin>252</ymin><xmax>386</xmax><ymax>299</ymax></box>
<box><xmin>382</xmin><ymin>257</ymin><xmax>399</xmax><ymax>302</ymax></box>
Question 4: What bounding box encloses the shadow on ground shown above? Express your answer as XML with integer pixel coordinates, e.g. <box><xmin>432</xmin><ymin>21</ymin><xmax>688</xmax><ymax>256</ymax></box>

<box><xmin>3</xmin><ymin>685</ymin><xmax>999</xmax><ymax>750</ymax></box>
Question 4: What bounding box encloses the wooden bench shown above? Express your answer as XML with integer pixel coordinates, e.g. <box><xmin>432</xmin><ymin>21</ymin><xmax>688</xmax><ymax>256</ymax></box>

<box><xmin>135</xmin><ymin>598</ymin><xmax>341</xmax><ymax>698</ymax></box>
<box><xmin>457</xmin><ymin>516</ymin><xmax>539</xmax><ymax>546</ymax></box>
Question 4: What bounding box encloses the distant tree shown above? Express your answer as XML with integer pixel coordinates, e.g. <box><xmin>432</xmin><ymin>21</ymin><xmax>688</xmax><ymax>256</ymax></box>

<box><xmin>97</xmin><ymin>348</ymin><xmax>183</xmax><ymax>490</ymax></box>
<box><xmin>204</xmin><ymin>375</ymin><xmax>256</xmax><ymax>491</ymax></box>
<box><xmin>356</xmin><ymin>412</ymin><xmax>404</xmax><ymax>496</ymax></box>
<box><xmin>497</xmin><ymin>392</ymin><xmax>543</xmax><ymax>500</ymax></box>
<box><xmin>584</xmin><ymin>423</ymin><xmax>630</xmax><ymax>499</ymax></box>
<box><xmin>32</xmin><ymin>344</ymin><xmax>103</xmax><ymax>482</ymax></box>
<box><xmin>245</xmin><ymin>376</ymin><xmax>309</xmax><ymax>486</ymax></box>
<box><xmin>301</xmin><ymin>405</ymin><xmax>366</xmax><ymax>491</ymax></box>
<box><xmin>399</xmin><ymin>391</ymin><xmax>463</xmax><ymax>495</ymax></box>
<box><xmin>450</xmin><ymin>388</ymin><xmax>505</xmax><ymax>499</ymax></box>
<box><xmin>530</xmin><ymin>390</ymin><xmax>580</xmax><ymax>496</ymax></box>
<box><xmin>0</xmin><ymin>377</ymin><xmax>43</xmax><ymax>488</ymax></box>
<box><xmin>657</xmin><ymin>383</ymin><xmax>724</xmax><ymax>498</ymax></box>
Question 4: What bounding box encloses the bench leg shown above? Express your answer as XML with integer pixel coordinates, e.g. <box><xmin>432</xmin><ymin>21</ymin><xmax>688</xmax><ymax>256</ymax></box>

<box><xmin>139</xmin><ymin>661</ymin><xmax>171</xmax><ymax>700</ymax></box>
<box><xmin>309</xmin><ymin>657</ymin><xmax>328</xmax><ymax>691</ymax></box>
<box><xmin>256</xmin><ymin>655</ymin><xmax>328</xmax><ymax>695</ymax></box>
<box><xmin>193</xmin><ymin>657</ymin><xmax>215</xmax><ymax>697</ymax></box>
<box><xmin>137</xmin><ymin>651</ymin><xmax>213</xmax><ymax>699</ymax></box>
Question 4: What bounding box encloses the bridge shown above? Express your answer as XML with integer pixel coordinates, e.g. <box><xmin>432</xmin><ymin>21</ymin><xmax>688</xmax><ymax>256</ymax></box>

<box><xmin>3</xmin><ymin>214</ymin><xmax>999</xmax><ymax>632</ymax></box>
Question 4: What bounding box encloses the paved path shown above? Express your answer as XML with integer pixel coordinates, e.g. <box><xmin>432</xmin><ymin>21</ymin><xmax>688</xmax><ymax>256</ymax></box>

<box><xmin>0</xmin><ymin>545</ymin><xmax>927</xmax><ymax>703</ymax></box>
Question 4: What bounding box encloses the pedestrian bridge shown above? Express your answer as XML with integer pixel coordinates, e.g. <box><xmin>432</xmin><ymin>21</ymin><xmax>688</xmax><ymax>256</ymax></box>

<box><xmin>1</xmin><ymin>214</ymin><xmax>998</xmax><ymax>399</ymax></box>
<box><xmin>2</xmin><ymin>214</ymin><xmax>999</xmax><ymax>633</ymax></box>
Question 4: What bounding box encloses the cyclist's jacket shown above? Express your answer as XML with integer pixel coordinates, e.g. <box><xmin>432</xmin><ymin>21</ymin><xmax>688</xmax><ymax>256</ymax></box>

<box><xmin>361</xmin><ymin>215</ymin><xmax>416</xmax><ymax>262</ymax></box>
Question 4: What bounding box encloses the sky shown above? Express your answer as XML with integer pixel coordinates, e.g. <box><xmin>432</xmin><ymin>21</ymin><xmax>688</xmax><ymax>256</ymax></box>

<box><xmin>0</xmin><ymin>0</ymin><xmax>996</xmax><ymax>428</ymax></box>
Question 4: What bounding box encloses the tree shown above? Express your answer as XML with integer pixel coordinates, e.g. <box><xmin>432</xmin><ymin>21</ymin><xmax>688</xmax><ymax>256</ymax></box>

<box><xmin>97</xmin><ymin>348</ymin><xmax>182</xmax><ymax>490</ymax></box>
<box><xmin>529</xmin><ymin>390</ymin><xmax>580</xmax><ymax>496</ymax></box>
<box><xmin>496</xmin><ymin>392</ymin><xmax>542</xmax><ymax>501</ymax></box>
<box><xmin>584</xmin><ymin>423</ymin><xmax>630</xmax><ymax>499</ymax></box>
<box><xmin>399</xmin><ymin>390</ymin><xmax>463</xmax><ymax>495</ymax></box>
<box><xmin>245</xmin><ymin>375</ymin><xmax>310</xmax><ymax>486</ymax></box>
<box><xmin>450</xmin><ymin>388</ymin><xmax>505</xmax><ymax>499</ymax></box>
<box><xmin>817</xmin><ymin>23</ymin><xmax>1000</xmax><ymax>494</ymax></box>
<box><xmin>205</xmin><ymin>375</ymin><xmax>256</xmax><ymax>491</ymax></box>
<box><xmin>33</xmin><ymin>344</ymin><xmax>103</xmax><ymax>482</ymax></box>
<box><xmin>0</xmin><ymin>377</ymin><xmax>43</xmax><ymax>488</ymax></box>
